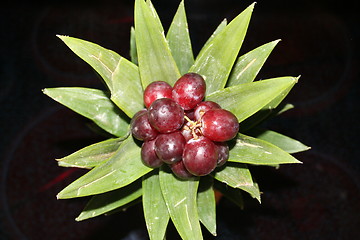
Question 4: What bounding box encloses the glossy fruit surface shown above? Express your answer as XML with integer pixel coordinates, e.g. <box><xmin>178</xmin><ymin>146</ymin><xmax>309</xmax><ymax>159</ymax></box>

<box><xmin>194</xmin><ymin>101</ymin><xmax>221</xmax><ymax>120</ymax></box>
<box><xmin>141</xmin><ymin>139</ymin><xmax>163</xmax><ymax>168</ymax></box>
<box><xmin>184</xmin><ymin>109</ymin><xmax>195</xmax><ymax>121</ymax></box>
<box><xmin>215</xmin><ymin>141</ymin><xmax>230</xmax><ymax>166</ymax></box>
<box><xmin>148</xmin><ymin>98</ymin><xmax>184</xmax><ymax>133</ymax></box>
<box><xmin>143</xmin><ymin>81</ymin><xmax>173</xmax><ymax>108</ymax></box>
<box><xmin>182</xmin><ymin>137</ymin><xmax>218</xmax><ymax>176</ymax></box>
<box><xmin>201</xmin><ymin>109</ymin><xmax>239</xmax><ymax>142</ymax></box>
<box><xmin>172</xmin><ymin>73</ymin><xmax>206</xmax><ymax>110</ymax></box>
<box><xmin>155</xmin><ymin>131</ymin><xmax>186</xmax><ymax>164</ymax></box>
<box><xmin>170</xmin><ymin>160</ymin><xmax>194</xmax><ymax>179</ymax></box>
<box><xmin>130</xmin><ymin>110</ymin><xmax>159</xmax><ymax>141</ymax></box>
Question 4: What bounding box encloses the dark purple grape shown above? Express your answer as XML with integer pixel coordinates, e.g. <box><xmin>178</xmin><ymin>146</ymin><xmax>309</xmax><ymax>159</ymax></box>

<box><xmin>143</xmin><ymin>81</ymin><xmax>173</xmax><ymax>108</ymax></box>
<box><xmin>172</xmin><ymin>73</ymin><xmax>206</xmax><ymax>110</ymax></box>
<box><xmin>184</xmin><ymin>109</ymin><xmax>195</xmax><ymax>121</ymax></box>
<box><xmin>215</xmin><ymin>142</ymin><xmax>229</xmax><ymax>167</ymax></box>
<box><xmin>130</xmin><ymin>110</ymin><xmax>159</xmax><ymax>141</ymax></box>
<box><xmin>141</xmin><ymin>139</ymin><xmax>163</xmax><ymax>168</ymax></box>
<box><xmin>201</xmin><ymin>109</ymin><xmax>239</xmax><ymax>142</ymax></box>
<box><xmin>182</xmin><ymin>136</ymin><xmax>218</xmax><ymax>176</ymax></box>
<box><xmin>148</xmin><ymin>98</ymin><xmax>184</xmax><ymax>133</ymax></box>
<box><xmin>155</xmin><ymin>131</ymin><xmax>186</xmax><ymax>164</ymax></box>
<box><xmin>132</xmin><ymin>108</ymin><xmax>147</xmax><ymax>119</ymax></box>
<box><xmin>194</xmin><ymin>101</ymin><xmax>221</xmax><ymax>120</ymax></box>
<box><xmin>170</xmin><ymin>160</ymin><xmax>194</xmax><ymax>179</ymax></box>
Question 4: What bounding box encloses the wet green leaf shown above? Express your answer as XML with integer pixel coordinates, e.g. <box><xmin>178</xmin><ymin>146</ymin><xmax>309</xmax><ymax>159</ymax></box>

<box><xmin>228</xmin><ymin>133</ymin><xmax>302</xmax><ymax>165</ymax></box>
<box><xmin>197</xmin><ymin>177</ymin><xmax>216</xmax><ymax>236</ymax></box>
<box><xmin>248</xmin><ymin>128</ymin><xmax>310</xmax><ymax>154</ymax></box>
<box><xmin>227</xmin><ymin>40</ymin><xmax>280</xmax><ymax>86</ymax></box>
<box><xmin>43</xmin><ymin>87</ymin><xmax>129</xmax><ymax>137</ymax></box>
<box><xmin>57</xmin><ymin>136</ymin><xmax>153</xmax><ymax>199</ymax></box>
<box><xmin>166</xmin><ymin>0</ymin><xmax>194</xmax><ymax>75</ymax></box>
<box><xmin>206</xmin><ymin>76</ymin><xmax>297</xmax><ymax>123</ymax></box>
<box><xmin>76</xmin><ymin>180</ymin><xmax>142</xmax><ymax>221</ymax></box>
<box><xmin>213</xmin><ymin>163</ymin><xmax>260</xmax><ymax>202</ymax></box>
<box><xmin>135</xmin><ymin>0</ymin><xmax>180</xmax><ymax>88</ymax></box>
<box><xmin>190</xmin><ymin>3</ymin><xmax>254</xmax><ymax>95</ymax></box>
<box><xmin>57</xmin><ymin>138</ymin><xmax>124</xmax><ymax>169</ymax></box>
<box><xmin>142</xmin><ymin>170</ymin><xmax>169</xmax><ymax>240</ymax></box>
<box><xmin>110</xmin><ymin>57</ymin><xmax>144</xmax><ymax>118</ymax></box>
<box><xmin>159</xmin><ymin>167</ymin><xmax>203</xmax><ymax>240</ymax></box>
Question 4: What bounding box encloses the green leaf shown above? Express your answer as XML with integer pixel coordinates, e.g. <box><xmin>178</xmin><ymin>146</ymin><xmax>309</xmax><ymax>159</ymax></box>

<box><xmin>159</xmin><ymin>166</ymin><xmax>203</xmax><ymax>240</ymax></box>
<box><xmin>130</xmin><ymin>27</ymin><xmax>138</xmax><ymax>65</ymax></box>
<box><xmin>213</xmin><ymin>163</ymin><xmax>261</xmax><ymax>202</ymax></box>
<box><xmin>76</xmin><ymin>180</ymin><xmax>142</xmax><ymax>221</ymax></box>
<box><xmin>43</xmin><ymin>87</ymin><xmax>129</xmax><ymax>137</ymax></box>
<box><xmin>110</xmin><ymin>57</ymin><xmax>144</xmax><ymax>118</ymax></box>
<box><xmin>135</xmin><ymin>0</ymin><xmax>180</xmax><ymax>88</ymax></box>
<box><xmin>264</xmin><ymin>79</ymin><xmax>298</xmax><ymax>110</ymax></box>
<box><xmin>57</xmin><ymin>136</ymin><xmax>153</xmax><ymax>199</ymax></box>
<box><xmin>213</xmin><ymin>181</ymin><xmax>244</xmax><ymax>209</ymax></box>
<box><xmin>248</xmin><ymin>128</ymin><xmax>310</xmax><ymax>154</ymax></box>
<box><xmin>57</xmin><ymin>138</ymin><xmax>124</xmax><ymax>169</ymax></box>
<box><xmin>197</xmin><ymin>177</ymin><xmax>216</xmax><ymax>236</ymax></box>
<box><xmin>103</xmin><ymin>198</ymin><xmax>142</xmax><ymax>216</ymax></box>
<box><xmin>201</xmin><ymin>19</ymin><xmax>227</xmax><ymax>51</ymax></box>
<box><xmin>166</xmin><ymin>0</ymin><xmax>194</xmax><ymax>75</ymax></box>
<box><xmin>206</xmin><ymin>76</ymin><xmax>297</xmax><ymax>123</ymax></box>
<box><xmin>240</xmin><ymin>102</ymin><xmax>294</xmax><ymax>132</ymax></box>
<box><xmin>227</xmin><ymin>40</ymin><xmax>281</xmax><ymax>86</ymax></box>
<box><xmin>142</xmin><ymin>170</ymin><xmax>169</xmax><ymax>240</ymax></box>
<box><xmin>190</xmin><ymin>3</ymin><xmax>255</xmax><ymax>95</ymax></box>
<box><xmin>277</xmin><ymin>103</ymin><xmax>294</xmax><ymax>115</ymax></box>
<box><xmin>240</xmin><ymin>182</ymin><xmax>261</xmax><ymax>203</ymax></box>
<box><xmin>228</xmin><ymin>133</ymin><xmax>302</xmax><ymax>165</ymax></box>
<box><xmin>57</xmin><ymin>35</ymin><xmax>120</xmax><ymax>91</ymax></box>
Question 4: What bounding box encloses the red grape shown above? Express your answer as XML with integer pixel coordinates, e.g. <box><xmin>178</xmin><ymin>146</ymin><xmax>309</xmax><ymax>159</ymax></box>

<box><xmin>148</xmin><ymin>98</ymin><xmax>184</xmax><ymax>133</ymax></box>
<box><xmin>155</xmin><ymin>131</ymin><xmax>186</xmax><ymax>164</ymax></box>
<box><xmin>182</xmin><ymin>136</ymin><xmax>218</xmax><ymax>176</ymax></box>
<box><xmin>130</xmin><ymin>110</ymin><xmax>159</xmax><ymax>141</ymax></box>
<box><xmin>214</xmin><ymin>141</ymin><xmax>229</xmax><ymax>167</ymax></box>
<box><xmin>170</xmin><ymin>160</ymin><xmax>194</xmax><ymax>179</ymax></box>
<box><xmin>194</xmin><ymin>101</ymin><xmax>221</xmax><ymax>120</ymax></box>
<box><xmin>172</xmin><ymin>73</ymin><xmax>206</xmax><ymax>110</ymax></box>
<box><xmin>141</xmin><ymin>139</ymin><xmax>163</xmax><ymax>168</ymax></box>
<box><xmin>201</xmin><ymin>109</ymin><xmax>239</xmax><ymax>142</ymax></box>
<box><xmin>143</xmin><ymin>81</ymin><xmax>173</xmax><ymax>108</ymax></box>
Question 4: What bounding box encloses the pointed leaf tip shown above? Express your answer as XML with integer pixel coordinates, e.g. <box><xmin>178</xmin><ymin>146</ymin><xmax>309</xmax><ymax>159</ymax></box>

<box><xmin>227</xmin><ymin>39</ymin><xmax>282</xmax><ymax>86</ymax></box>
<box><xmin>135</xmin><ymin>0</ymin><xmax>180</xmax><ymax>87</ymax></box>
<box><xmin>56</xmin><ymin>137</ymin><xmax>152</xmax><ymax>199</ymax></box>
<box><xmin>191</xmin><ymin>2</ymin><xmax>256</xmax><ymax>95</ymax></box>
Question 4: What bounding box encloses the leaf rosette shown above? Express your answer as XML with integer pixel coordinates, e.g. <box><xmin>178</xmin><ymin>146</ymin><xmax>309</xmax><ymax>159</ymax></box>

<box><xmin>43</xmin><ymin>0</ymin><xmax>310</xmax><ymax>239</ymax></box>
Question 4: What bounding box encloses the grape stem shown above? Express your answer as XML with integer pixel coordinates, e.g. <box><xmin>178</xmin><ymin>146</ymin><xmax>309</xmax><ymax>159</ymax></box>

<box><xmin>184</xmin><ymin>115</ymin><xmax>203</xmax><ymax>139</ymax></box>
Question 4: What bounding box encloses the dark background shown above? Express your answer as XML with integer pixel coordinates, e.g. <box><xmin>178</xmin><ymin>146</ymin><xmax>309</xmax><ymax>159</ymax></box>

<box><xmin>1</xmin><ymin>0</ymin><xmax>359</xmax><ymax>239</ymax></box>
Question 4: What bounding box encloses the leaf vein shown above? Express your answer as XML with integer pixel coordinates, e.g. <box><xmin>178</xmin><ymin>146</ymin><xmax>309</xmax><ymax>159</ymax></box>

<box><xmin>77</xmin><ymin>169</ymin><xmax>116</xmax><ymax>196</ymax></box>
<box><xmin>89</xmin><ymin>53</ymin><xmax>114</xmax><ymax>75</ymax></box>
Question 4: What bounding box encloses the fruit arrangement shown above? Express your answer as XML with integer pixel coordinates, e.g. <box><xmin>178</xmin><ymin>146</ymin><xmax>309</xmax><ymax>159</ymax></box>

<box><xmin>43</xmin><ymin>0</ymin><xmax>309</xmax><ymax>239</ymax></box>
<box><xmin>133</xmin><ymin>73</ymin><xmax>239</xmax><ymax>178</ymax></box>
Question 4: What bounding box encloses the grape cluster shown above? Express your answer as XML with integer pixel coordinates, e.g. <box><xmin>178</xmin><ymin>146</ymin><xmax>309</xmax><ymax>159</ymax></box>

<box><xmin>131</xmin><ymin>73</ymin><xmax>239</xmax><ymax>179</ymax></box>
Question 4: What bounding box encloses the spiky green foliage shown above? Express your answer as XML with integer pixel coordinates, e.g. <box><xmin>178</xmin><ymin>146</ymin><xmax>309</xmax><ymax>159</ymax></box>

<box><xmin>44</xmin><ymin>1</ymin><xmax>309</xmax><ymax>239</ymax></box>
